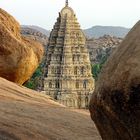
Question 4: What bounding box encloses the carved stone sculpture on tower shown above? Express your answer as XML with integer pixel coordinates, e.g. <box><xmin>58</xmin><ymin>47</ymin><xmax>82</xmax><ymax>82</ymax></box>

<box><xmin>44</xmin><ymin>1</ymin><xmax>94</xmax><ymax>108</ymax></box>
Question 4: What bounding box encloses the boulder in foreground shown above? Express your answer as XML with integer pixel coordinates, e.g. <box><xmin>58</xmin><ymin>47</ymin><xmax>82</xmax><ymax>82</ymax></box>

<box><xmin>89</xmin><ymin>21</ymin><xmax>140</xmax><ymax>140</ymax></box>
<box><xmin>0</xmin><ymin>77</ymin><xmax>101</xmax><ymax>140</ymax></box>
<box><xmin>0</xmin><ymin>8</ymin><xmax>44</xmax><ymax>85</ymax></box>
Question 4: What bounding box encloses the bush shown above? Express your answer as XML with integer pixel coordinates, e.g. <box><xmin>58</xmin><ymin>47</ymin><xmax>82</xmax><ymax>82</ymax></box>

<box><xmin>91</xmin><ymin>53</ymin><xmax>108</xmax><ymax>80</ymax></box>
<box><xmin>24</xmin><ymin>63</ymin><xmax>44</xmax><ymax>90</ymax></box>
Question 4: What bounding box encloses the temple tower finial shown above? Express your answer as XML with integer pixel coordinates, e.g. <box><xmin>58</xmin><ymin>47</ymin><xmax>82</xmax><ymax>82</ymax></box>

<box><xmin>65</xmin><ymin>0</ymin><xmax>68</xmax><ymax>6</ymax></box>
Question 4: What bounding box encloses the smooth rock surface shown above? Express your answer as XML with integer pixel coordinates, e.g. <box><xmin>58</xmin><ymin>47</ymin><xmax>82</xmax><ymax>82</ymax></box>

<box><xmin>89</xmin><ymin>21</ymin><xmax>140</xmax><ymax>140</ymax></box>
<box><xmin>0</xmin><ymin>77</ymin><xmax>101</xmax><ymax>140</ymax></box>
<box><xmin>0</xmin><ymin>8</ymin><xmax>44</xmax><ymax>85</ymax></box>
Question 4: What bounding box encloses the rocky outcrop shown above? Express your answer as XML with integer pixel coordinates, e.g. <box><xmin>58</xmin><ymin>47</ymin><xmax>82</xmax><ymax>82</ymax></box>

<box><xmin>89</xmin><ymin>21</ymin><xmax>140</xmax><ymax>140</ymax></box>
<box><xmin>0</xmin><ymin>8</ymin><xmax>44</xmax><ymax>85</ymax></box>
<box><xmin>21</xmin><ymin>27</ymin><xmax>48</xmax><ymax>46</ymax></box>
<box><xmin>0</xmin><ymin>77</ymin><xmax>101</xmax><ymax>140</ymax></box>
<box><xmin>86</xmin><ymin>35</ymin><xmax>123</xmax><ymax>64</ymax></box>
<box><xmin>22</xmin><ymin>25</ymin><xmax>50</xmax><ymax>37</ymax></box>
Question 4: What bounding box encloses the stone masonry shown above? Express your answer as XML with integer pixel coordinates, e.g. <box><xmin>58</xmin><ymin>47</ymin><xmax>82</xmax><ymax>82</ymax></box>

<box><xmin>44</xmin><ymin>0</ymin><xmax>94</xmax><ymax>108</ymax></box>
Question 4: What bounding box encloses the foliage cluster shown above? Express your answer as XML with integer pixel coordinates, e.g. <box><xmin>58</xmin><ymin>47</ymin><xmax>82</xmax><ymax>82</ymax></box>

<box><xmin>24</xmin><ymin>64</ymin><xmax>43</xmax><ymax>90</ymax></box>
<box><xmin>91</xmin><ymin>53</ymin><xmax>108</xmax><ymax>80</ymax></box>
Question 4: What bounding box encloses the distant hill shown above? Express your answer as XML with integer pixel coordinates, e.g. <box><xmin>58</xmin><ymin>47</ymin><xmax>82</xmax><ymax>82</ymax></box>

<box><xmin>21</xmin><ymin>25</ymin><xmax>50</xmax><ymax>37</ymax></box>
<box><xmin>21</xmin><ymin>25</ymin><xmax>130</xmax><ymax>39</ymax></box>
<box><xmin>83</xmin><ymin>26</ymin><xmax>130</xmax><ymax>38</ymax></box>
<box><xmin>21</xmin><ymin>26</ymin><xmax>49</xmax><ymax>46</ymax></box>
<box><xmin>21</xmin><ymin>25</ymin><xmax>124</xmax><ymax>64</ymax></box>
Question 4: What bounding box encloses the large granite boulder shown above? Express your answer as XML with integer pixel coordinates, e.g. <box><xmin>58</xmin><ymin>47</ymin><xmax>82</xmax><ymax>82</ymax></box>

<box><xmin>0</xmin><ymin>8</ymin><xmax>44</xmax><ymax>85</ymax></box>
<box><xmin>0</xmin><ymin>77</ymin><xmax>101</xmax><ymax>140</ymax></box>
<box><xmin>89</xmin><ymin>21</ymin><xmax>140</xmax><ymax>140</ymax></box>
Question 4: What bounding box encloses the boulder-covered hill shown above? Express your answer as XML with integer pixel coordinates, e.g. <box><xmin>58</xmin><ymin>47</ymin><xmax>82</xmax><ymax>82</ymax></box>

<box><xmin>22</xmin><ymin>25</ymin><xmax>50</xmax><ymax>37</ymax></box>
<box><xmin>84</xmin><ymin>25</ymin><xmax>130</xmax><ymax>38</ymax></box>
<box><xmin>86</xmin><ymin>35</ymin><xmax>123</xmax><ymax>64</ymax></box>
<box><xmin>0</xmin><ymin>77</ymin><xmax>101</xmax><ymax>140</ymax></box>
<box><xmin>21</xmin><ymin>27</ymin><xmax>48</xmax><ymax>46</ymax></box>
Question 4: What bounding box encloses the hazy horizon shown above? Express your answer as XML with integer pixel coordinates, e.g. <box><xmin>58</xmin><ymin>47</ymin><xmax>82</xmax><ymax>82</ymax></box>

<box><xmin>1</xmin><ymin>0</ymin><xmax>140</xmax><ymax>30</ymax></box>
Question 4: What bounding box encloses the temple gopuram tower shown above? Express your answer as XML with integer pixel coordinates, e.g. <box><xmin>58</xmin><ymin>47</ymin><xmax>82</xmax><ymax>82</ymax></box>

<box><xmin>44</xmin><ymin>0</ymin><xmax>94</xmax><ymax>108</ymax></box>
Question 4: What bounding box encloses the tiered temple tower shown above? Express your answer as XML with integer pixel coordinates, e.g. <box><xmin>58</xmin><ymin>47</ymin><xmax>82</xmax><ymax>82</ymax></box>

<box><xmin>44</xmin><ymin>0</ymin><xmax>94</xmax><ymax>108</ymax></box>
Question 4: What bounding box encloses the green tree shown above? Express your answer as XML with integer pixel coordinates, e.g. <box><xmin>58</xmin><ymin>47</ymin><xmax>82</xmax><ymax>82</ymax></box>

<box><xmin>91</xmin><ymin>53</ymin><xmax>108</xmax><ymax>80</ymax></box>
<box><xmin>24</xmin><ymin>63</ymin><xmax>44</xmax><ymax>90</ymax></box>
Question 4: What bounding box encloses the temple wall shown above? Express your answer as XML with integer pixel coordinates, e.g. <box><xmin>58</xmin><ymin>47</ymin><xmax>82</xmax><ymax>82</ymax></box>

<box><xmin>44</xmin><ymin>4</ymin><xmax>94</xmax><ymax>108</ymax></box>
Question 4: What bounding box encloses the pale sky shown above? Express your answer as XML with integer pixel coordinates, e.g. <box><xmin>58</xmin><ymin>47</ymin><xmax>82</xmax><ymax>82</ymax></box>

<box><xmin>1</xmin><ymin>0</ymin><xmax>140</xmax><ymax>30</ymax></box>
